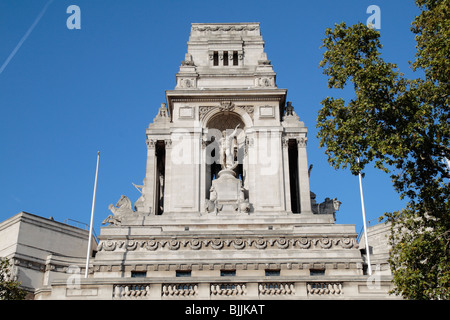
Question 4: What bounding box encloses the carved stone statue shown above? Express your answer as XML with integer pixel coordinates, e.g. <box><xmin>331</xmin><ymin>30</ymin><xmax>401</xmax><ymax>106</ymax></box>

<box><xmin>103</xmin><ymin>195</ymin><xmax>134</xmax><ymax>226</ymax></box>
<box><xmin>132</xmin><ymin>183</ymin><xmax>145</xmax><ymax>212</ymax></box>
<box><xmin>205</xmin><ymin>186</ymin><xmax>218</xmax><ymax>214</ymax></box>
<box><xmin>220</xmin><ymin>124</ymin><xmax>240</xmax><ymax>169</ymax></box>
<box><xmin>310</xmin><ymin>192</ymin><xmax>342</xmax><ymax>215</ymax></box>
<box><xmin>285</xmin><ymin>101</ymin><xmax>295</xmax><ymax>116</ymax></box>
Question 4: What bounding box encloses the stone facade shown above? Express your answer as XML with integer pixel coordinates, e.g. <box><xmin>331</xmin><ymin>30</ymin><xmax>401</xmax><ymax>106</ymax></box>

<box><xmin>1</xmin><ymin>23</ymin><xmax>398</xmax><ymax>300</ymax></box>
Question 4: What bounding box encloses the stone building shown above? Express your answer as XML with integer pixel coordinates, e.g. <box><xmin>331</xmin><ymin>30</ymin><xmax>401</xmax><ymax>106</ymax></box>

<box><xmin>1</xmin><ymin>23</ymin><xmax>396</xmax><ymax>299</ymax></box>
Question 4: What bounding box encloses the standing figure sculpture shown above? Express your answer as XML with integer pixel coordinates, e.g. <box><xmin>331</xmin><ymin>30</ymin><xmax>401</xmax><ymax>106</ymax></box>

<box><xmin>220</xmin><ymin>124</ymin><xmax>240</xmax><ymax>169</ymax></box>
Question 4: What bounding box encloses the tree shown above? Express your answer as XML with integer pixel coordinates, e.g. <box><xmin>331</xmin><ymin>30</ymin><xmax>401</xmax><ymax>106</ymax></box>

<box><xmin>0</xmin><ymin>258</ymin><xmax>27</xmax><ymax>300</ymax></box>
<box><xmin>317</xmin><ymin>0</ymin><xmax>449</xmax><ymax>299</ymax></box>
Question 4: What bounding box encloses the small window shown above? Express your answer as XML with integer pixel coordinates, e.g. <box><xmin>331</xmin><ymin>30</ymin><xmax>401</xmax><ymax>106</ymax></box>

<box><xmin>233</xmin><ymin>51</ymin><xmax>238</xmax><ymax>65</ymax></box>
<box><xmin>310</xmin><ymin>269</ymin><xmax>325</xmax><ymax>276</ymax></box>
<box><xmin>220</xmin><ymin>270</ymin><xmax>236</xmax><ymax>277</ymax></box>
<box><xmin>223</xmin><ymin>51</ymin><xmax>228</xmax><ymax>66</ymax></box>
<box><xmin>213</xmin><ymin>51</ymin><xmax>219</xmax><ymax>66</ymax></box>
<box><xmin>131</xmin><ymin>271</ymin><xmax>147</xmax><ymax>278</ymax></box>
<box><xmin>265</xmin><ymin>269</ymin><xmax>280</xmax><ymax>277</ymax></box>
<box><xmin>176</xmin><ymin>270</ymin><xmax>191</xmax><ymax>277</ymax></box>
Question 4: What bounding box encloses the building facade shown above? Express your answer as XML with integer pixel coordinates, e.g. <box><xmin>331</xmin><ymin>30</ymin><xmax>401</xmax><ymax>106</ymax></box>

<box><xmin>1</xmin><ymin>23</ymin><xmax>397</xmax><ymax>300</ymax></box>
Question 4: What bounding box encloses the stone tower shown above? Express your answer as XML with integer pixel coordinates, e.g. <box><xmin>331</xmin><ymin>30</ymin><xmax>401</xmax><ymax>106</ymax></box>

<box><xmin>36</xmin><ymin>23</ymin><xmax>395</xmax><ymax>299</ymax></box>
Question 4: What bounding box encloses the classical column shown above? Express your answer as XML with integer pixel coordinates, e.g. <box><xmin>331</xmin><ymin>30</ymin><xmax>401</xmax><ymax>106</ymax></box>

<box><xmin>282</xmin><ymin>137</ymin><xmax>292</xmax><ymax>213</ymax></box>
<box><xmin>200</xmin><ymin>135</ymin><xmax>207</xmax><ymax>213</ymax></box>
<box><xmin>297</xmin><ymin>136</ymin><xmax>312</xmax><ymax>213</ymax></box>
<box><xmin>162</xmin><ymin>139</ymin><xmax>172</xmax><ymax>213</ymax></box>
<box><xmin>143</xmin><ymin>139</ymin><xmax>157</xmax><ymax>214</ymax></box>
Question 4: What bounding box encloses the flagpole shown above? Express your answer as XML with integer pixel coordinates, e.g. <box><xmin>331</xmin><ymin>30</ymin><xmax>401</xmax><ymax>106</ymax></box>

<box><xmin>85</xmin><ymin>151</ymin><xmax>100</xmax><ymax>278</ymax></box>
<box><xmin>357</xmin><ymin>158</ymin><xmax>372</xmax><ymax>276</ymax></box>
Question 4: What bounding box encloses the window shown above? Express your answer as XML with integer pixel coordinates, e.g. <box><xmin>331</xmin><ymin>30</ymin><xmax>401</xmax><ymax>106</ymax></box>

<box><xmin>233</xmin><ymin>51</ymin><xmax>238</xmax><ymax>65</ymax></box>
<box><xmin>265</xmin><ymin>269</ymin><xmax>280</xmax><ymax>277</ymax></box>
<box><xmin>310</xmin><ymin>269</ymin><xmax>325</xmax><ymax>276</ymax></box>
<box><xmin>131</xmin><ymin>271</ymin><xmax>147</xmax><ymax>278</ymax></box>
<box><xmin>220</xmin><ymin>270</ymin><xmax>236</xmax><ymax>277</ymax></box>
<box><xmin>288</xmin><ymin>139</ymin><xmax>300</xmax><ymax>213</ymax></box>
<box><xmin>223</xmin><ymin>51</ymin><xmax>228</xmax><ymax>66</ymax></box>
<box><xmin>213</xmin><ymin>51</ymin><xmax>219</xmax><ymax>66</ymax></box>
<box><xmin>176</xmin><ymin>270</ymin><xmax>191</xmax><ymax>277</ymax></box>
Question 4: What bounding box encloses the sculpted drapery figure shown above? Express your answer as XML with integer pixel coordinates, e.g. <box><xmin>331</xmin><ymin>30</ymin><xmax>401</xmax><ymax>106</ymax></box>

<box><xmin>220</xmin><ymin>124</ymin><xmax>240</xmax><ymax>169</ymax></box>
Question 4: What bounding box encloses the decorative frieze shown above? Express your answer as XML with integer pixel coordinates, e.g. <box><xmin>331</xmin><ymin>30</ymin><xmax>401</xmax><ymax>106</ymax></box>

<box><xmin>97</xmin><ymin>236</ymin><xmax>358</xmax><ymax>252</ymax></box>
<box><xmin>191</xmin><ymin>24</ymin><xmax>259</xmax><ymax>32</ymax></box>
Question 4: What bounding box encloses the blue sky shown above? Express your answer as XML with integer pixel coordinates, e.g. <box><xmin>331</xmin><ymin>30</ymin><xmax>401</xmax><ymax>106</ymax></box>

<box><xmin>0</xmin><ymin>0</ymin><xmax>420</xmax><ymax>236</ymax></box>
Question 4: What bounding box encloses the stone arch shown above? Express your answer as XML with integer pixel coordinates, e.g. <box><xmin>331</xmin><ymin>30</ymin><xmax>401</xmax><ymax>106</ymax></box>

<box><xmin>202</xmin><ymin>106</ymin><xmax>253</xmax><ymax>130</ymax></box>
<box><xmin>207</xmin><ymin>112</ymin><xmax>245</xmax><ymax>131</ymax></box>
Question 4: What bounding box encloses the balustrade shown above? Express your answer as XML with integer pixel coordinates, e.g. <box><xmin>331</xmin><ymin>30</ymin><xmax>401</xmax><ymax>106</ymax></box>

<box><xmin>113</xmin><ymin>284</ymin><xmax>151</xmax><ymax>299</ymax></box>
<box><xmin>306</xmin><ymin>282</ymin><xmax>343</xmax><ymax>295</ymax></box>
<box><xmin>210</xmin><ymin>283</ymin><xmax>247</xmax><ymax>296</ymax></box>
<box><xmin>162</xmin><ymin>283</ymin><xmax>198</xmax><ymax>297</ymax></box>
<box><xmin>259</xmin><ymin>282</ymin><xmax>295</xmax><ymax>296</ymax></box>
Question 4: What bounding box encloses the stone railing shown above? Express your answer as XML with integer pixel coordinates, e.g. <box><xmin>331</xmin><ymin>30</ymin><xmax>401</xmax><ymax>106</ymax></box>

<box><xmin>113</xmin><ymin>284</ymin><xmax>151</xmax><ymax>299</ymax></box>
<box><xmin>111</xmin><ymin>281</ymin><xmax>344</xmax><ymax>299</ymax></box>
<box><xmin>99</xmin><ymin>279</ymin><xmax>401</xmax><ymax>300</ymax></box>
<box><xmin>259</xmin><ymin>282</ymin><xmax>295</xmax><ymax>296</ymax></box>
<box><xmin>210</xmin><ymin>283</ymin><xmax>247</xmax><ymax>297</ymax></box>
<box><xmin>306</xmin><ymin>282</ymin><xmax>343</xmax><ymax>296</ymax></box>
<box><xmin>162</xmin><ymin>283</ymin><xmax>198</xmax><ymax>297</ymax></box>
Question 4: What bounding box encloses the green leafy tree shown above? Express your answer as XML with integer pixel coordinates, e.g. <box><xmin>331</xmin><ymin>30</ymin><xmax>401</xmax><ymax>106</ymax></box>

<box><xmin>0</xmin><ymin>258</ymin><xmax>27</xmax><ymax>300</ymax></box>
<box><xmin>317</xmin><ymin>0</ymin><xmax>449</xmax><ymax>299</ymax></box>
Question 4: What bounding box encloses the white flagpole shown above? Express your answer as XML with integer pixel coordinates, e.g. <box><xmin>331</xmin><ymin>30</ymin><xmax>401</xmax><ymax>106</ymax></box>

<box><xmin>357</xmin><ymin>158</ymin><xmax>372</xmax><ymax>276</ymax></box>
<box><xmin>85</xmin><ymin>151</ymin><xmax>100</xmax><ymax>278</ymax></box>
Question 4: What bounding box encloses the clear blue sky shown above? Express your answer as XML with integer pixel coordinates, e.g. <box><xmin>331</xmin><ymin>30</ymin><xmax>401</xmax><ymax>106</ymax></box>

<box><xmin>0</xmin><ymin>0</ymin><xmax>420</xmax><ymax>236</ymax></box>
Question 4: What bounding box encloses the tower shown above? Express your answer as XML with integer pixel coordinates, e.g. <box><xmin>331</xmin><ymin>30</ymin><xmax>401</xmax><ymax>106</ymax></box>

<box><xmin>138</xmin><ymin>22</ymin><xmax>313</xmax><ymax>217</ymax></box>
<box><xmin>35</xmin><ymin>23</ymin><xmax>395</xmax><ymax>299</ymax></box>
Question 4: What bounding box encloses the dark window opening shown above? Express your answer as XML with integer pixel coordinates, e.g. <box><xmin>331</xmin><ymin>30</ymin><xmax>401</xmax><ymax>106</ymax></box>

<box><xmin>176</xmin><ymin>270</ymin><xmax>191</xmax><ymax>277</ymax></box>
<box><xmin>213</xmin><ymin>51</ymin><xmax>219</xmax><ymax>66</ymax></box>
<box><xmin>131</xmin><ymin>271</ymin><xmax>147</xmax><ymax>278</ymax></box>
<box><xmin>265</xmin><ymin>269</ymin><xmax>281</xmax><ymax>277</ymax></box>
<box><xmin>220</xmin><ymin>270</ymin><xmax>236</xmax><ymax>277</ymax></box>
<box><xmin>223</xmin><ymin>51</ymin><xmax>228</xmax><ymax>66</ymax></box>
<box><xmin>155</xmin><ymin>141</ymin><xmax>166</xmax><ymax>215</ymax></box>
<box><xmin>288</xmin><ymin>139</ymin><xmax>300</xmax><ymax>213</ymax></box>
<box><xmin>233</xmin><ymin>51</ymin><xmax>238</xmax><ymax>65</ymax></box>
<box><xmin>310</xmin><ymin>269</ymin><xmax>325</xmax><ymax>276</ymax></box>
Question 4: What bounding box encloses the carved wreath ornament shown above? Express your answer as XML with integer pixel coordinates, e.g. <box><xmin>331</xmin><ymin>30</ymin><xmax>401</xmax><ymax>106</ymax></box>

<box><xmin>97</xmin><ymin>237</ymin><xmax>357</xmax><ymax>252</ymax></box>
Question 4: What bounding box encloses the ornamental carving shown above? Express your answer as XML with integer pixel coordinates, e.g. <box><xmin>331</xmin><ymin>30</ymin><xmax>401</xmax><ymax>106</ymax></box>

<box><xmin>192</xmin><ymin>25</ymin><xmax>259</xmax><ymax>32</ymax></box>
<box><xmin>199</xmin><ymin>105</ymin><xmax>255</xmax><ymax>121</ymax></box>
<box><xmin>97</xmin><ymin>236</ymin><xmax>357</xmax><ymax>252</ymax></box>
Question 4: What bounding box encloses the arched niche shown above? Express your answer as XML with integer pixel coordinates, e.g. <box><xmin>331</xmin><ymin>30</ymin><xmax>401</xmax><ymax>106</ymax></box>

<box><xmin>206</xmin><ymin>112</ymin><xmax>245</xmax><ymax>132</ymax></box>
<box><xmin>203</xmin><ymin>111</ymin><xmax>247</xmax><ymax>190</ymax></box>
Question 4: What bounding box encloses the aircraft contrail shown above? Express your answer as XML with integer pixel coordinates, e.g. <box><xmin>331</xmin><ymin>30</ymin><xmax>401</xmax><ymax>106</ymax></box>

<box><xmin>0</xmin><ymin>0</ymin><xmax>54</xmax><ymax>75</ymax></box>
